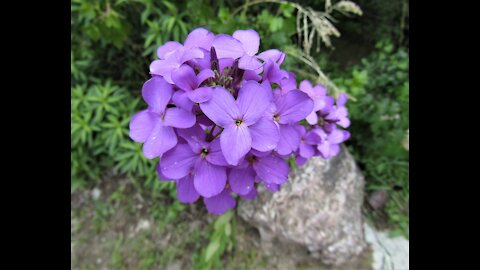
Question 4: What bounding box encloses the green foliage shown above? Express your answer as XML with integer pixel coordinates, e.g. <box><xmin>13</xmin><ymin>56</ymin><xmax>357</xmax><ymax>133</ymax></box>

<box><xmin>328</xmin><ymin>0</ymin><xmax>408</xmax><ymax>46</ymax></box>
<box><xmin>70</xmin><ymin>80</ymin><xmax>160</xmax><ymax>193</ymax></box>
<box><xmin>335</xmin><ymin>40</ymin><xmax>409</xmax><ymax>237</ymax></box>
<box><xmin>195</xmin><ymin>211</ymin><xmax>236</xmax><ymax>269</ymax></box>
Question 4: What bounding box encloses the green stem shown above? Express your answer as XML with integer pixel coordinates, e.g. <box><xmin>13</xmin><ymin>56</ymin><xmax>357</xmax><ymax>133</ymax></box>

<box><xmin>209</xmin><ymin>124</ymin><xmax>217</xmax><ymax>137</ymax></box>
<box><xmin>211</xmin><ymin>128</ymin><xmax>224</xmax><ymax>141</ymax></box>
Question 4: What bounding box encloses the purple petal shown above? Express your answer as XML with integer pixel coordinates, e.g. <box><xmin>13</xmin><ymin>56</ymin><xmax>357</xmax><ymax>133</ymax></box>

<box><xmin>313</xmin><ymin>97</ymin><xmax>327</xmax><ymax>112</ymax></box>
<box><xmin>203</xmin><ymin>189</ymin><xmax>236</xmax><ymax>215</ymax></box>
<box><xmin>328</xmin><ymin>128</ymin><xmax>348</xmax><ymax>144</ymax></box>
<box><xmin>321</xmin><ymin>96</ymin><xmax>335</xmax><ymax>114</ymax></box>
<box><xmin>264</xmin><ymin>182</ymin><xmax>280</xmax><ymax>192</ymax></box>
<box><xmin>187</xmin><ymin>86</ymin><xmax>213</xmax><ymax>103</ymax></box>
<box><xmin>237</xmin><ymin>80</ymin><xmax>272</xmax><ymax>125</ymax></box>
<box><xmin>337</xmin><ymin>93</ymin><xmax>348</xmax><ymax>107</ymax></box>
<box><xmin>189</xmin><ymin>48</ymin><xmax>211</xmax><ymax>70</ymax></box>
<box><xmin>176</xmin><ymin>174</ymin><xmax>200</xmax><ymax>203</ymax></box>
<box><xmin>219</xmin><ymin>58</ymin><xmax>235</xmax><ymax>74</ymax></box>
<box><xmin>156</xmin><ymin>164</ymin><xmax>174</xmax><ymax>181</ymax></box>
<box><xmin>262</xmin><ymin>60</ymin><xmax>289</xmax><ymax>84</ymax></box>
<box><xmin>297</xmin><ymin>125</ymin><xmax>306</xmax><ymax>137</ymax></box>
<box><xmin>149</xmin><ymin>59</ymin><xmax>178</xmax><ymax>77</ymax></box>
<box><xmin>249</xmin><ymin>117</ymin><xmax>279</xmax><ymax>152</ymax></box>
<box><xmin>193</xmin><ymin>159</ymin><xmax>227</xmax><ymax>198</ymax></box>
<box><xmin>299</xmin><ymin>80</ymin><xmax>313</xmax><ymax>94</ymax></box>
<box><xmin>197</xmin><ymin>114</ymin><xmax>214</xmax><ymax>126</ymax></box>
<box><xmin>304</xmin><ymin>130</ymin><xmax>322</xmax><ymax>144</ymax></box>
<box><xmin>243</xmin><ymin>69</ymin><xmax>263</xmax><ymax>81</ymax></box>
<box><xmin>317</xmin><ymin>141</ymin><xmax>331</xmax><ymax>159</ymax></box>
<box><xmin>157</xmin><ymin>41</ymin><xmax>183</xmax><ymax>59</ymax></box>
<box><xmin>250</xmin><ymin>149</ymin><xmax>271</xmax><ymax>157</ymax></box>
<box><xmin>180</xmin><ymin>48</ymin><xmax>204</xmax><ymax>63</ymax></box>
<box><xmin>220</xmin><ymin>124</ymin><xmax>252</xmax><ymax>166</ymax></box>
<box><xmin>199</xmin><ymin>87</ymin><xmax>239</xmax><ymax>127</ymax></box>
<box><xmin>171</xmin><ymin>65</ymin><xmax>197</xmax><ymax>91</ymax></box>
<box><xmin>329</xmin><ymin>144</ymin><xmax>341</xmax><ymax>157</ymax></box>
<box><xmin>253</xmin><ymin>154</ymin><xmax>289</xmax><ymax>185</ymax></box>
<box><xmin>163</xmin><ymin>108</ymin><xmax>196</xmax><ymax>128</ymax></box>
<box><xmin>205</xmin><ymin>139</ymin><xmax>229</xmax><ymax>166</ymax></box>
<box><xmin>337</xmin><ymin>109</ymin><xmax>351</xmax><ymax>128</ymax></box>
<box><xmin>232</xmin><ymin>29</ymin><xmax>260</xmax><ymax>56</ymax></box>
<box><xmin>143</xmin><ymin>124</ymin><xmax>177</xmax><ymax>159</ymax></box>
<box><xmin>238</xmin><ymin>54</ymin><xmax>263</xmax><ymax>70</ymax></box>
<box><xmin>240</xmin><ymin>187</ymin><xmax>257</xmax><ymax>200</ymax></box>
<box><xmin>278</xmin><ymin>72</ymin><xmax>297</xmax><ymax>93</ymax></box>
<box><xmin>129</xmin><ymin>110</ymin><xmax>159</xmax><ymax>142</ymax></box>
<box><xmin>299</xmin><ymin>142</ymin><xmax>315</xmax><ymax>158</ymax></box>
<box><xmin>257</xmin><ymin>49</ymin><xmax>285</xmax><ymax>64</ymax></box>
<box><xmin>295</xmin><ymin>155</ymin><xmax>308</xmax><ymax>166</ymax></box>
<box><xmin>314</xmin><ymin>84</ymin><xmax>327</xmax><ymax>96</ymax></box>
<box><xmin>196</xmin><ymin>69</ymin><xmax>215</xmax><ymax>85</ymax></box>
<box><xmin>275</xmin><ymin>124</ymin><xmax>301</xmax><ymax>156</ymax></box>
<box><xmin>172</xmin><ymin>90</ymin><xmax>194</xmax><ymax>111</ymax></box>
<box><xmin>305</xmin><ymin>111</ymin><xmax>318</xmax><ymax>125</ymax></box>
<box><xmin>162</xmin><ymin>71</ymin><xmax>174</xmax><ymax>84</ymax></box>
<box><xmin>160</xmin><ymin>144</ymin><xmax>197</xmax><ymax>179</ymax></box>
<box><xmin>300</xmin><ymin>81</ymin><xmax>327</xmax><ymax>101</ymax></box>
<box><xmin>229</xmin><ymin>167</ymin><xmax>255</xmax><ymax>195</ymax></box>
<box><xmin>176</xmin><ymin>124</ymin><xmax>207</xmax><ymax>154</ymax></box>
<box><xmin>184</xmin><ymin>28</ymin><xmax>215</xmax><ymax>50</ymax></box>
<box><xmin>142</xmin><ymin>77</ymin><xmax>173</xmax><ymax>114</ymax></box>
<box><xmin>312</xmin><ymin>127</ymin><xmax>328</xmax><ymax>140</ymax></box>
<box><xmin>212</xmin><ymin>34</ymin><xmax>245</xmax><ymax>59</ymax></box>
<box><xmin>275</xmin><ymin>90</ymin><xmax>314</xmax><ymax>124</ymax></box>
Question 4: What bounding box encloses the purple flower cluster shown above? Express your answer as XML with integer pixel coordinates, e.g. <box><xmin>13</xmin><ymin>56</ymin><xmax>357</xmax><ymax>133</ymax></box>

<box><xmin>129</xmin><ymin>28</ymin><xmax>350</xmax><ymax>215</ymax></box>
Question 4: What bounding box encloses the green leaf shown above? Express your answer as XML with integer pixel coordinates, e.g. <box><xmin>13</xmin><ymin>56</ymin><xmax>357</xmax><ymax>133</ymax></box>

<box><xmin>204</xmin><ymin>239</ymin><xmax>220</xmax><ymax>262</ymax></box>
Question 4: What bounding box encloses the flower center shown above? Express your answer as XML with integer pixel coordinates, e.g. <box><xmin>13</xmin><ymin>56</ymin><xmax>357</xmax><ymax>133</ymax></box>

<box><xmin>200</xmin><ymin>148</ymin><xmax>209</xmax><ymax>158</ymax></box>
<box><xmin>273</xmin><ymin>114</ymin><xmax>279</xmax><ymax>122</ymax></box>
<box><xmin>318</xmin><ymin>117</ymin><xmax>325</xmax><ymax>126</ymax></box>
<box><xmin>235</xmin><ymin>119</ymin><xmax>243</xmax><ymax>126</ymax></box>
<box><xmin>247</xmin><ymin>156</ymin><xmax>257</xmax><ymax>164</ymax></box>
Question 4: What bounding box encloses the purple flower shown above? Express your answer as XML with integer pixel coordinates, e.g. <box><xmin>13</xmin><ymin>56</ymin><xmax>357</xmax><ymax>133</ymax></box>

<box><xmin>199</xmin><ymin>81</ymin><xmax>279</xmax><ymax>165</ymax></box>
<box><xmin>212</xmin><ymin>30</ymin><xmax>263</xmax><ymax>70</ymax></box>
<box><xmin>129</xmin><ymin>28</ymin><xmax>352</xmax><ymax>215</ymax></box>
<box><xmin>150</xmin><ymin>28</ymin><xmax>214</xmax><ymax>83</ymax></box>
<box><xmin>267</xmin><ymin>90</ymin><xmax>314</xmax><ymax>155</ymax></box>
<box><xmin>239</xmin><ymin>187</ymin><xmax>257</xmax><ymax>200</ymax></box>
<box><xmin>228</xmin><ymin>150</ymin><xmax>290</xmax><ymax>196</ymax></box>
<box><xmin>297</xmin><ymin>126</ymin><xmax>322</xmax><ymax>159</ymax></box>
<box><xmin>264</xmin><ymin>182</ymin><xmax>281</xmax><ymax>192</ymax></box>
<box><xmin>314</xmin><ymin>126</ymin><xmax>350</xmax><ymax>159</ymax></box>
<box><xmin>159</xmin><ymin>125</ymin><xmax>228</xmax><ymax>198</ymax></box>
<box><xmin>175</xmin><ymin>174</ymin><xmax>200</xmax><ymax>203</ymax></box>
<box><xmin>204</xmin><ymin>188</ymin><xmax>236</xmax><ymax>215</ymax></box>
<box><xmin>262</xmin><ymin>59</ymin><xmax>289</xmax><ymax>86</ymax></box>
<box><xmin>171</xmin><ymin>64</ymin><xmax>215</xmax><ymax>107</ymax></box>
<box><xmin>129</xmin><ymin>77</ymin><xmax>195</xmax><ymax>159</ymax></box>
<box><xmin>299</xmin><ymin>80</ymin><xmax>335</xmax><ymax>125</ymax></box>
<box><xmin>326</xmin><ymin>93</ymin><xmax>350</xmax><ymax>128</ymax></box>
<box><xmin>277</xmin><ymin>71</ymin><xmax>298</xmax><ymax>95</ymax></box>
<box><xmin>257</xmin><ymin>49</ymin><xmax>286</xmax><ymax>64</ymax></box>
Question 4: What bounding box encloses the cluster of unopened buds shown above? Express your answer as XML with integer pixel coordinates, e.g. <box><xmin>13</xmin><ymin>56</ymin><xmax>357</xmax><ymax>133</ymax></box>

<box><xmin>129</xmin><ymin>28</ymin><xmax>351</xmax><ymax>215</ymax></box>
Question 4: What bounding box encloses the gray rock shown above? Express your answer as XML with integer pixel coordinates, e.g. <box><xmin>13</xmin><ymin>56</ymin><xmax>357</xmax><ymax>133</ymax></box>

<box><xmin>364</xmin><ymin>223</ymin><xmax>409</xmax><ymax>270</ymax></box>
<box><xmin>238</xmin><ymin>147</ymin><xmax>367</xmax><ymax>266</ymax></box>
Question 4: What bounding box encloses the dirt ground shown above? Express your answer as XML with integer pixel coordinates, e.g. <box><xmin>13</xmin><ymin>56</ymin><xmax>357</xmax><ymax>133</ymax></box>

<box><xmin>71</xmin><ymin>173</ymin><xmax>373</xmax><ymax>270</ymax></box>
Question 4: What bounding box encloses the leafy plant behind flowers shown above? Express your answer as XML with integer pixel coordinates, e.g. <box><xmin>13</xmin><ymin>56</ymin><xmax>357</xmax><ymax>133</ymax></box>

<box><xmin>335</xmin><ymin>40</ymin><xmax>409</xmax><ymax>237</ymax></box>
